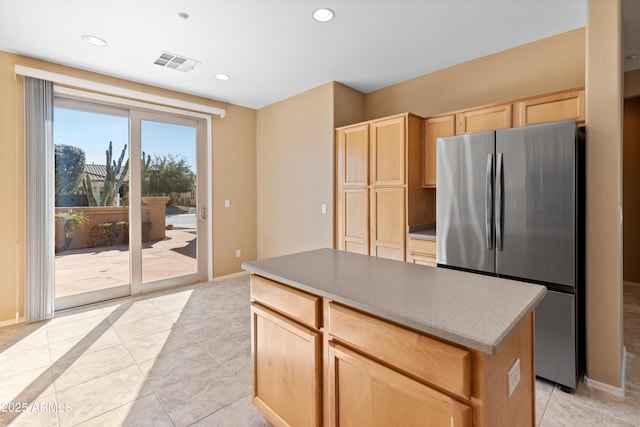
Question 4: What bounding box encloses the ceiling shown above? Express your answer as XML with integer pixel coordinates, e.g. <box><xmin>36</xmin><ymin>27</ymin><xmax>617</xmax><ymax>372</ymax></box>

<box><xmin>2</xmin><ymin>0</ymin><xmax>629</xmax><ymax>110</ymax></box>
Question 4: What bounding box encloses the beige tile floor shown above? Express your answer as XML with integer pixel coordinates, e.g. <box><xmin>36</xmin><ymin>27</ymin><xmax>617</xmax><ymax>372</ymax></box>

<box><xmin>1</xmin><ymin>276</ymin><xmax>639</xmax><ymax>426</ymax></box>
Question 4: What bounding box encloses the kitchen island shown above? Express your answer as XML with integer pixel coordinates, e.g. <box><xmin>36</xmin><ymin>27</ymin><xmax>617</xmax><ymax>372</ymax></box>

<box><xmin>242</xmin><ymin>248</ymin><xmax>546</xmax><ymax>427</ymax></box>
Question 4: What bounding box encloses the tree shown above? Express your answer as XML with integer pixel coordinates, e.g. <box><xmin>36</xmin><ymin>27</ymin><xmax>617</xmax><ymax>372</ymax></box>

<box><xmin>54</xmin><ymin>144</ymin><xmax>86</xmax><ymax>196</ymax></box>
<box><xmin>144</xmin><ymin>154</ymin><xmax>194</xmax><ymax>196</ymax></box>
<box><xmin>82</xmin><ymin>141</ymin><xmax>129</xmax><ymax>206</ymax></box>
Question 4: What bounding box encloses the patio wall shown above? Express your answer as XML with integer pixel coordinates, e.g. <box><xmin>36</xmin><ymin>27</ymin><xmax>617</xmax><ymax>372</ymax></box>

<box><xmin>55</xmin><ymin>196</ymin><xmax>169</xmax><ymax>251</ymax></box>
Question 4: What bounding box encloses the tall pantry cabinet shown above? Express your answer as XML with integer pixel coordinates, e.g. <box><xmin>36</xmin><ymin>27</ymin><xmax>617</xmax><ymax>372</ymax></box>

<box><xmin>336</xmin><ymin>113</ymin><xmax>428</xmax><ymax>261</ymax></box>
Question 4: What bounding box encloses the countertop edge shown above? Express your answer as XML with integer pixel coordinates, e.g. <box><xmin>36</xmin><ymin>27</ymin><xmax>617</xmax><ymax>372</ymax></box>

<box><xmin>242</xmin><ymin>259</ymin><xmax>546</xmax><ymax>355</ymax></box>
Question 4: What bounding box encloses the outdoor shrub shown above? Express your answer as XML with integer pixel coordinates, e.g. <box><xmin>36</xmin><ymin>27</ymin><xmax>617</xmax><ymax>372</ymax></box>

<box><xmin>88</xmin><ymin>221</ymin><xmax>129</xmax><ymax>247</ymax></box>
<box><xmin>88</xmin><ymin>221</ymin><xmax>153</xmax><ymax>247</ymax></box>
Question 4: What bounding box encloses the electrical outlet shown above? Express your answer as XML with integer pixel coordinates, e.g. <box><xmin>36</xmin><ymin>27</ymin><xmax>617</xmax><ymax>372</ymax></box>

<box><xmin>225</xmin><ymin>199</ymin><xmax>231</xmax><ymax>208</ymax></box>
<box><xmin>235</xmin><ymin>249</ymin><xmax>241</xmax><ymax>258</ymax></box>
<box><xmin>507</xmin><ymin>358</ymin><xmax>521</xmax><ymax>397</ymax></box>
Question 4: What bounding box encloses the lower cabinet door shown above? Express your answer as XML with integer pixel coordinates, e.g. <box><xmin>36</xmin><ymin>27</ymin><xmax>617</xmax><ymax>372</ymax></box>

<box><xmin>370</xmin><ymin>187</ymin><xmax>406</xmax><ymax>261</ymax></box>
<box><xmin>328</xmin><ymin>343</ymin><xmax>471</xmax><ymax>427</ymax></box>
<box><xmin>251</xmin><ymin>303</ymin><xmax>321</xmax><ymax>427</ymax></box>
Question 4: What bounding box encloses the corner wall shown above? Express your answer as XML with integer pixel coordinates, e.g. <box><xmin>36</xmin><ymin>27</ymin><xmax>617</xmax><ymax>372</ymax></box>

<box><xmin>0</xmin><ymin>51</ymin><xmax>257</xmax><ymax>324</ymax></box>
<box><xmin>256</xmin><ymin>83</ymin><xmax>335</xmax><ymax>258</ymax></box>
<box><xmin>585</xmin><ymin>0</ymin><xmax>624</xmax><ymax>389</ymax></box>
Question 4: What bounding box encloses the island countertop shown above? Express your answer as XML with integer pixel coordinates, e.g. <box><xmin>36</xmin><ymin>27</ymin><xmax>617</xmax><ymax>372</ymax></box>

<box><xmin>242</xmin><ymin>248</ymin><xmax>546</xmax><ymax>354</ymax></box>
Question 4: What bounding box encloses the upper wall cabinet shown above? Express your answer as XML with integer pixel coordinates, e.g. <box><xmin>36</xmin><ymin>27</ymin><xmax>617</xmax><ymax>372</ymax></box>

<box><xmin>336</xmin><ymin>124</ymin><xmax>369</xmax><ymax>188</ymax></box>
<box><xmin>424</xmin><ymin>87</ymin><xmax>585</xmax><ymax>189</ymax></box>
<box><xmin>513</xmin><ymin>89</ymin><xmax>585</xmax><ymax>127</ymax></box>
<box><xmin>371</xmin><ymin>116</ymin><xmax>406</xmax><ymax>186</ymax></box>
<box><xmin>455</xmin><ymin>104</ymin><xmax>512</xmax><ymax>134</ymax></box>
<box><xmin>423</xmin><ymin>115</ymin><xmax>455</xmax><ymax>188</ymax></box>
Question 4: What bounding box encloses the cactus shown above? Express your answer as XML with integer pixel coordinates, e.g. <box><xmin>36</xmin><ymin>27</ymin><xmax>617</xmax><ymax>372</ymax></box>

<box><xmin>82</xmin><ymin>141</ymin><xmax>129</xmax><ymax>206</ymax></box>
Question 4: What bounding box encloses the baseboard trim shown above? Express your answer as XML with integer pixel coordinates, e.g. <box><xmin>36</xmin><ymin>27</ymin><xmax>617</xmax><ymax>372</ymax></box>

<box><xmin>0</xmin><ymin>317</ymin><xmax>25</xmax><ymax>328</ymax></box>
<box><xmin>584</xmin><ymin>347</ymin><xmax>626</xmax><ymax>397</ymax></box>
<box><xmin>624</xmin><ymin>281</ymin><xmax>640</xmax><ymax>288</ymax></box>
<box><xmin>213</xmin><ymin>270</ymin><xmax>250</xmax><ymax>281</ymax></box>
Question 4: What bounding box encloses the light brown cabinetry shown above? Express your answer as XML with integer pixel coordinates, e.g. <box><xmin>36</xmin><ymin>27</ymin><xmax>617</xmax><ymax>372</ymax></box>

<box><xmin>336</xmin><ymin>123</ymin><xmax>369</xmax><ymax>188</ymax></box>
<box><xmin>325</xmin><ymin>300</ymin><xmax>535</xmax><ymax>427</ymax></box>
<box><xmin>514</xmin><ymin>88</ymin><xmax>585</xmax><ymax>127</ymax></box>
<box><xmin>250</xmin><ymin>276</ymin><xmax>321</xmax><ymax>427</ymax></box>
<box><xmin>456</xmin><ymin>103</ymin><xmax>512</xmax><ymax>134</ymax></box>
<box><xmin>328</xmin><ymin>344</ymin><xmax>471</xmax><ymax>427</ymax></box>
<box><xmin>425</xmin><ymin>88</ymin><xmax>585</xmax><ymax>190</ymax></box>
<box><xmin>249</xmin><ymin>273</ymin><xmax>537</xmax><ymax>427</ymax></box>
<box><xmin>407</xmin><ymin>237</ymin><xmax>437</xmax><ymax>267</ymax></box>
<box><xmin>423</xmin><ymin>115</ymin><xmax>455</xmax><ymax>188</ymax></box>
<box><xmin>371</xmin><ymin>116</ymin><xmax>406</xmax><ymax>186</ymax></box>
<box><xmin>336</xmin><ymin>113</ymin><xmax>427</xmax><ymax>261</ymax></box>
<box><xmin>370</xmin><ymin>187</ymin><xmax>406</xmax><ymax>260</ymax></box>
<box><xmin>336</xmin><ymin>188</ymin><xmax>369</xmax><ymax>255</ymax></box>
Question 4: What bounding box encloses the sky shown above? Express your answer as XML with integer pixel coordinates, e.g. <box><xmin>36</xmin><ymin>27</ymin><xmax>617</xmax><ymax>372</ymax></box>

<box><xmin>53</xmin><ymin>107</ymin><xmax>197</xmax><ymax>172</ymax></box>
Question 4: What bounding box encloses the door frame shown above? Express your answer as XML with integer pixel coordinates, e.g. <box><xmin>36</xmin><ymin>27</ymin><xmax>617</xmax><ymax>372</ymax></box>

<box><xmin>131</xmin><ymin>109</ymin><xmax>209</xmax><ymax>294</ymax></box>
<box><xmin>53</xmin><ymin>86</ymin><xmax>213</xmax><ymax>309</ymax></box>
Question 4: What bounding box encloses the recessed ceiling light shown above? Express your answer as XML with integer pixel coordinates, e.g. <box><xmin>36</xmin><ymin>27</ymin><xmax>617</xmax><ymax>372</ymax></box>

<box><xmin>81</xmin><ymin>34</ymin><xmax>107</xmax><ymax>47</ymax></box>
<box><xmin>626</xmin><ymin>53</ymin><xmax>639</xmax><ymax>60</ymax></box>
<box><xmin>312</xmin><ymin>7</ymin><xmax>335</xmax><ymax>22</ymax></box>
<box><xmin>215</xmin><ymin>74</ymin><xmax>231</xmax><ymax>81</ymax></box>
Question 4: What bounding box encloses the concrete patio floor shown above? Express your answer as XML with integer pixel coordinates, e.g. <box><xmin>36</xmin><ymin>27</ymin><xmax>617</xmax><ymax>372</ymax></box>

<box><xmin>55</xmin><ymin>229</ymin><xmax>197</xmax><ymax>298</ymax></box>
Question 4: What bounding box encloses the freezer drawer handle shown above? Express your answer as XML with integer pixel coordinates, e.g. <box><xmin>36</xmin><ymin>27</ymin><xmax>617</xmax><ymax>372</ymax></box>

<box><xmin>485</xmin><ymin>154</ymin><xmax>494</xmax><ymax>250</ymax></box>
<box><xmin>496</xmin><ymin>152</ymin><xmax>504</xmax><ymax>251</ymax></box>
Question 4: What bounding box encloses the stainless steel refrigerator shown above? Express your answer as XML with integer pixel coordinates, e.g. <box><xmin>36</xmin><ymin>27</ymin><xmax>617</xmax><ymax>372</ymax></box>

<box><xmin>436</xmin><ymin>119</ymin><xmax>584</xmax><ymax>390</ymax></box>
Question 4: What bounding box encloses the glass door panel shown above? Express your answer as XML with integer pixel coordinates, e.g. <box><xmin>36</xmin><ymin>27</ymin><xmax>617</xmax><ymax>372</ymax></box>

<box><xmin>53</xmin><ymin>97</ymin><xmax>208</xmax><ymax>310</ymax></box>
<box><xmin>53</xmin><ymin>101</ymin><xmax>131</xmax><ymax>310</ymax></box>
<box><xmin>135</xmin><ymin>112</ymin><xmax>207</xmax><ymax>290</ymax></box>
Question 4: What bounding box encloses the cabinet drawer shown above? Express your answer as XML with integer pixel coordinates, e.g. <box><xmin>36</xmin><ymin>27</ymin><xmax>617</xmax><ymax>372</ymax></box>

<box><xmin>250</xmin><ymin>275</ymin><xmax>320</xmax><ymax>329</ymax></box>
<box><xmin>407</xmin><ymin>237</ymin><xmax>436</xmax><ymax>256</ymax></box>
<box><xmin>327</xmin><ymin>302</ymin><xmax>471</xmax><ymax>399</ymax></box>
<box><xmin>408</xmin><ymin>253</ymin><xmax>436</xmax><ymax>267</ymax></box>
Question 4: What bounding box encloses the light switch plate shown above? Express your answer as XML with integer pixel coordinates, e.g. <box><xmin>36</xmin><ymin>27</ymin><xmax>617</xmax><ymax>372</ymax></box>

<box><xmin>321</xmin><ymin>204</ymin><xmax>327</xmax><ymax>214</ymax></box>
<box><xmin>225</xmin><ymin>199</ymin><xmax>231</xmax><ymax>208</ymax></box>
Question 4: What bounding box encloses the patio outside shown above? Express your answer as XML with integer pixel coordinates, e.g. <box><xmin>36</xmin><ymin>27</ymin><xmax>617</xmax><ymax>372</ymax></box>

<box><xmin>55</xmin><ymin>206</ymin><xmax>197</xmax><ymax>298</ymax></box>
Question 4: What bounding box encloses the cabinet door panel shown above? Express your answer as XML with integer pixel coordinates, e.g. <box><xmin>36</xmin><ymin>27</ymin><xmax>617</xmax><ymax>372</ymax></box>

<box><xmin>328</xmin><ymin>344</ymin><xmax>471</xmax><ymax>427</ymax></box>
<box><xmin>456</xmin><ymin>104</ymin><xmax>512</xmax><ymax>134</ymax></box>
<box><xmin>514</xmin><ymin>89</ymin><xmax>585</xmax><ymax>126</ymax></box>
<box><xmin>371</xmin><ymin>116</ymin><xmax>406</xmax><ymax>186</ymax></box>
<box><xmin>370</xmin><ymin>187</ymin><xmax>405</xmax><ymax>261</ymax></box>
<box><xmin>423</xmin><ymin>115</ymin><xmax>455</xmax><ymax>187</ymax></box>
<box><xmin>337</xmin><ymin>124</ymin><xmax>369</xmax><ymax>187</ymax></box>
<box><xmin>337</xmin><ymin>188</ymin><xmax>369</xmax><ymax>254</ymax></box>
<box><xmin>252</xmin><ymin>304</ymin><xmax>321</xmax><ymax>427</ymax></box>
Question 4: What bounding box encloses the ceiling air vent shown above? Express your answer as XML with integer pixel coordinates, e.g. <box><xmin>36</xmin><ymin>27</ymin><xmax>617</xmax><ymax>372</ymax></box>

<box><xmin>154</xmin><ymin>52</ymin><xmax>200</xmax><ymax>72</ymax></box>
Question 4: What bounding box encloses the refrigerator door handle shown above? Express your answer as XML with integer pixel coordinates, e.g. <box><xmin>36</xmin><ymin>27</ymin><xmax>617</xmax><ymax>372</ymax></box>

<box><xmin>496</xmin><ymin>152</ymin><xmax>504</xmax><ymax>251</ymax></box>
<box><xmin>485</xmin><ymin>154</ymin><xmax>494</xmax><ymax>250</ymax></box>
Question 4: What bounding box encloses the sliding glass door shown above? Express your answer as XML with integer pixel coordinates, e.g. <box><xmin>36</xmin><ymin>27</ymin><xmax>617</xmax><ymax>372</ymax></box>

<box><xmin>53</xmin><ymin>97</ymin><xmax>208</xmax><ymax>309</ymax></box>
<box><xmin>130</xmin><ymin>111</ymin><xmax>208</xmax><ymax>294</ymax></box>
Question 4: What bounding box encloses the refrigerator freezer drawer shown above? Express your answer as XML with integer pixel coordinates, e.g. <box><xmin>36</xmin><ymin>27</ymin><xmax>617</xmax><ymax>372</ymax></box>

<box><xmin>534</xmin><ymin>289</ymin><xmax>578</xmax><ymax>389</ymax></box>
